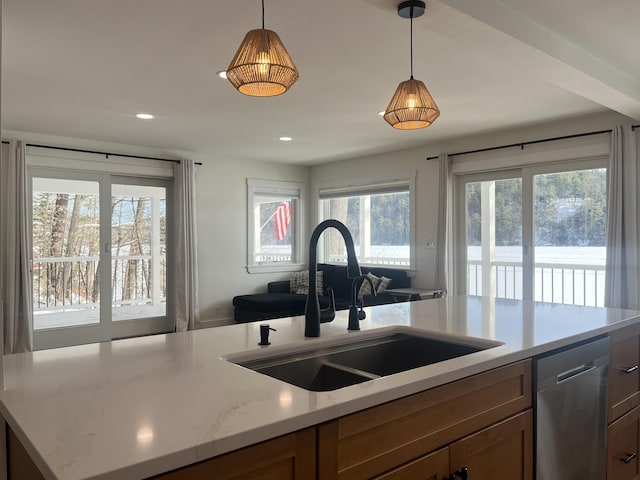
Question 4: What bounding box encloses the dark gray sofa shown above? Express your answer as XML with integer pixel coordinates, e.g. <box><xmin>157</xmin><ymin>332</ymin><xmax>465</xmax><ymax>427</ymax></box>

<box><xmin>232</xmin><ymin>263</ymin><xmax>411</xmax><ymax>323</ymax></box>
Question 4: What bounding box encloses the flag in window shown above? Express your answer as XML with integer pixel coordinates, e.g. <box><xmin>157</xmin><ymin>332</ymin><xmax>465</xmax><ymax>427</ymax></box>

<box><xmin>275</xmin><ymin>201</ymin><xmax>292</xmax><ymax>240</ymax></box>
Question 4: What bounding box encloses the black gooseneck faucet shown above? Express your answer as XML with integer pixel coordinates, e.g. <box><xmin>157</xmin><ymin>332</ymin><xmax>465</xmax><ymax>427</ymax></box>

<box><xmin>305</xmin><ymin>219</ymin><xmax>361</xmax><ymax>337</ymax></box>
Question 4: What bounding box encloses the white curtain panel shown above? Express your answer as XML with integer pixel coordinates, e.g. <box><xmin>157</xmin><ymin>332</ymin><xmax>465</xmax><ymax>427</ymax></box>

<box><xmin>604</xmin><ymin>125</ymin><xmax>639</xmax><ymax>309</ymax></box>
<box><xmin>435</xmin><ymin>153</ymin><xmax>453</xmax><ymax>296</ymax></box>
<box><xmin>1</xmin><ymin>141</ymin><xmax>33</xmax><ymax>353</ymax></box>
<box><xmin>174</xmin><ymin>159</ymin><xmax>200</xmax><ymax>331</ymax></box>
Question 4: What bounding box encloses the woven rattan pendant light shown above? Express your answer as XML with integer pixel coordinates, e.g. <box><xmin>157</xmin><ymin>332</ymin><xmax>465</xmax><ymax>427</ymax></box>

<box><xmin>384</xmin><ymin>1</ymin><xmax>440</xmax><ymax>130</ymax></box>
<box><xmin>226</xmin><ymin>0</ymin><xmax>299</xmax><ymax>97</ymax></box>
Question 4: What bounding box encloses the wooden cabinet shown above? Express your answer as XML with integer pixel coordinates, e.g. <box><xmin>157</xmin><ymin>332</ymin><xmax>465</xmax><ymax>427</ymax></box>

<box><xmin>608</xmin><ymin>407</ymin><xmax>640</xmax><ymax>480</ymax></box>
<box><xmin>6</xmin><ymin>426</ymin><xmax>316</xmax><ymax>480</ymax></box>
<box><xmin>370</xmin><ymin>411</ymin><xmax>532</xmax><ymax>480</ymax></box>
<box><xmin>609</xmin><ymin>325</ymin><xmax>640</xmax><ymax>479</ymax></box>
<box><xmin>152</xmin><ymin>427</ymin><xmax>315</xmax><ymax>479</ymax></box>
<box><xmin>7</xmin><ymin>427</ymin><xmax>45</xmax><ymax>480</ymax></box>
<box><xmin>318</xmin><ymin>360</ymin><xmax>532</xmax><ymax>480</ymax></box>
<box><xmin>449</xmin><ymin>410</ymin><xmax>532</xmax><ymax>480</ymax></box>
<box><xmin>609</xmin><ymin>325</ymin><xmax>640</xmax><ymax>423</ymax></box>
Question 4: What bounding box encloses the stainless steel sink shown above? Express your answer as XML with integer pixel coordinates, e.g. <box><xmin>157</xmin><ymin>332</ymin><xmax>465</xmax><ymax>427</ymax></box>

<box><xmin>226</xmin><ymin>328</ymin><xmax>503</xmax><ymax>392</ymax></box>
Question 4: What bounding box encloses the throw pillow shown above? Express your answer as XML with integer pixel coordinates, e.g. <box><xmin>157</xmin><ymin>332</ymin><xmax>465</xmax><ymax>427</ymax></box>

<box><xmin>290</xmin><ymin>271</ymin><xmax>324</xmax><ymax>296</ymax></box>
<box><xmin>376</xmin><ymin>276</ymin><xmax>392</xmax><ymax>294</ymax></box>
<box><xmin>357</xmin><ymin>272</ymin><xmax>380</xmax><ymax>301</ymax></box>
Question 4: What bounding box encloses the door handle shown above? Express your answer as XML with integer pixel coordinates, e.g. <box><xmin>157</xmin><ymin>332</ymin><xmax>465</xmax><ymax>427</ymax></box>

<box><xmin>622</xmin><ymin>365</ymin><xmax>639</xmax><ymax>374</ymax></box>
<box><xmin>622</xmin><ymin>453</ymin><xmax>637</xmax><ymax>464</ymax></box>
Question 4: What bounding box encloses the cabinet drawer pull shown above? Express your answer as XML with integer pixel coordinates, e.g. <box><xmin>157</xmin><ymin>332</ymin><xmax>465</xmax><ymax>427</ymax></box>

<box><xmin>622</xmin><ymin>365</ymin><xmax>639</xmax><ymax>374</ymax></box>
<box><xmin>622</xmin><ymin>453</ymin><xmax>637</xmax><ymax>464</ymax></box>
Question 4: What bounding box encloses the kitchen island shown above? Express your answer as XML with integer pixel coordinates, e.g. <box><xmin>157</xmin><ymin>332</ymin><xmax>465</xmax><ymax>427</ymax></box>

<box><xmin>1</xmin><ymin>296</ymin><xmax>640</xmax><ymax>479</ymax></box>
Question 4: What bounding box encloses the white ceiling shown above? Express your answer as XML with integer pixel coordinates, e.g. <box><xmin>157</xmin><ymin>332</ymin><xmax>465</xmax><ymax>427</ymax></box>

<box><xmin>3</xmin><ymin>0</ymin><xmax>639</xmax><ymax>165</ymax></box>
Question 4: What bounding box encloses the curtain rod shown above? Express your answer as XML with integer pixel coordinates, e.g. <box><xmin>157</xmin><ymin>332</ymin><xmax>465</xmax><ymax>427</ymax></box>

<box><xmin>632</xmin><ymin>124</ymin><xmax>640</xmax><ymax>131</ymax></box>
<box><xmin>425</xmin><ymin>128</ymin><xmax>612</xmax><ymax>161</ymax></box>
<box><xmin>1</xmin><ymin>140</ymin><xmax>202</xmax><ymax>165</ymax></box>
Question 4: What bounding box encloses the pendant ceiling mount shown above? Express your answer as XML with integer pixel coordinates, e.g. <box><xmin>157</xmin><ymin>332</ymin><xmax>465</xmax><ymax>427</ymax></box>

<box><xmin>398</xmin><ymin>0</ymin><xmax>425</xmax><ymax>19</ymax></box>
<box><xmin>383</xmin><ymin>0</ymin><xmax>440</xmax><ymax>130</ymax></box>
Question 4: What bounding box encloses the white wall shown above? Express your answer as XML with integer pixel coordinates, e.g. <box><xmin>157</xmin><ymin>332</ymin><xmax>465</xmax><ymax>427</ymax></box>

<box><xmin>185</xmin><ymin>150</ymin><xmax>309</xmax><ymax>326</ymax></box>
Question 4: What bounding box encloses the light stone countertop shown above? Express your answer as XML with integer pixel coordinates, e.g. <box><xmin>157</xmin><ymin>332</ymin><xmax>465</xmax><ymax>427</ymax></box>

<box><xmin>1</xmin><ymin>296</ymin><xmax>640</xmax><ymax>480</ymax></box>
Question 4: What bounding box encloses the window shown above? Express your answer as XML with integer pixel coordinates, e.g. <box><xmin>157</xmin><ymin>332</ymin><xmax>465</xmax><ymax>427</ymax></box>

<box><xmin>318</xmin><ymin>175</ymin><xmax>415</xmax><ymax>267</ymax></box>
<box><xmin>456</xmin><ymin>159</ymin><xmax>607</xmax><ymax>306</ymax></box>
<box><xmin>28</xmin><ymin>149</ymin><xmax>174</xmax><ymax>350</ymax></box>
<box><xmin>247</xmin><ymin>179</ymin><xmax>304</xmax><ymax>273</ymax></box>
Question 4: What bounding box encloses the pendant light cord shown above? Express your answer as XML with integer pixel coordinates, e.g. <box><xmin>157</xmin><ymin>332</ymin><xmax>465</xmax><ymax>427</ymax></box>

<box><xmin>261</xmin><ymin>0</ymin><xmax>265</xmax><ymax>28</ymax></box>
<box><xmin>409</xmin><ymin>8</ymin><xmax>414</xmax><ymax>79</ymax></box>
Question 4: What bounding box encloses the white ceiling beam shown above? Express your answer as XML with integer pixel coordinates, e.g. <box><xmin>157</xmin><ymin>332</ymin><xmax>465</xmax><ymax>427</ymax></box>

<box><xmin>432</xmin><ymin>0</ymin><xmax>640</xmax><ymax>120</ymax></box>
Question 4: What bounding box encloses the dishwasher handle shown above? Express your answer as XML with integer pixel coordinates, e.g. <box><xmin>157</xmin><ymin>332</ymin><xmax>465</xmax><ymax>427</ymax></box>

<box><xmin>557</xmin><ymin>362</ymin><xmax>596</xmax><ymax>383</ymax></box>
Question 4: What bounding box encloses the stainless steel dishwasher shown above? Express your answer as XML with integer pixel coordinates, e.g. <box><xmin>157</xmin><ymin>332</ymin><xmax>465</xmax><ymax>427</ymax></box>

<box><xmin>535</xmin><ymin>336</ymin><xmax>609</xmax><ymax>480</ymax></box>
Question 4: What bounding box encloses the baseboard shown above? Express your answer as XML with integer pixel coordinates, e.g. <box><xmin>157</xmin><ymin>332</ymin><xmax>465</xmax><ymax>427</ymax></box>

<box><xmin>197</xmin><ymin>317</ymin><xmax>235</xmax><ymax>329</ymax></box>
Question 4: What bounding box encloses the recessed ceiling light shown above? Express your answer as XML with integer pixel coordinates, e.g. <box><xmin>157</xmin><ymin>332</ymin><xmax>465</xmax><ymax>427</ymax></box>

<box><xmin>216</xmin><ymin>70</ymin><xmax>227</xmax><ymax>79</ymax></box>
<box><xmin>279</xmin><ymin>136</ymin><xmax>293</xmax><ymax>142</ymax></box>
<box><xmin>135</xmin><ymin>113</ymin><xmax>154</xmax><ymax>120</ymax></box>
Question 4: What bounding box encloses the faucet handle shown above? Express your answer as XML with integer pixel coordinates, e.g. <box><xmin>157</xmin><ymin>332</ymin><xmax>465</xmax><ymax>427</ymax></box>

<box><xmin>357</xmin><ymin>301</ymin><xmax>366</xmax><ymax>320</ymax></box>
<box><xmin>319</xmin><ymin>288</ymin><xmax>336</xmax><ymax>323</ymax></box>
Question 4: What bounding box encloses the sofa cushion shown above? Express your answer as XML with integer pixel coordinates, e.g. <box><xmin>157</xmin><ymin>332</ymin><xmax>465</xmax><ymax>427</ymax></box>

<box><xmin>328</xmin><ymin>266</ymin><xmax>354</xmax><ymax>299</ymax></box>
<box><xmin>233</xmin><ymin>293</ymin><xmax>308</xmax><ymax>313</ymax></box>
<box><xmin>317</xmin><ymin>264</ymin><xmax>337</xmax><ymax>296</ymax></box>
<box><xmin>233</xmin><ymin>292</ymin><xmax>332</xmax><ymax>313</ymax></box>
<box><xmin>376</xmin><ymin>275</ymin><xmax>392</xmax><ymax>293</ymax></box>
<box><xmin>319</xmin><ymin>263</ymin><xmax>409</xmax><ymax>300</ymax></box>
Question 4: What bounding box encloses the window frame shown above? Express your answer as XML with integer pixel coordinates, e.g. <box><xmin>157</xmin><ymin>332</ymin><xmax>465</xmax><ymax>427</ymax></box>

<box><xmin>27</xmin><ymin>147</ymin><xmax>175</xmax><ymax>350</ymax></box>
<box><xmin>453</xmin><ymin>157</ymin><xmax>608</xmax><ymax>301</ymax></box>
<box><xmin>246</xmin><ymin>178</ymin><xmax>305</xmax><ymax>273</ymax></box>
<box><xmin>317</xmin><ymin>172</ymin><xmax>416</xmax><ymax>269</ymax></box>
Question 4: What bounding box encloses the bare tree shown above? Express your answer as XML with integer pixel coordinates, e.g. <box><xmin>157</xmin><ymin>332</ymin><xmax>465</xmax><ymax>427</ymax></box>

<box><xmin>123</xmin><ymin>198</ymin><xmax>148</xmax><ymax>301</ymax></box>
<box><xmin>49</xmin><ymin>194</ymin><xmax>69</xmax><ymax>304</ymax></box>
<box><xmin>62</xmin><ymin>195</ymin><xmax>85</xmax><ymax>302</ymax></box>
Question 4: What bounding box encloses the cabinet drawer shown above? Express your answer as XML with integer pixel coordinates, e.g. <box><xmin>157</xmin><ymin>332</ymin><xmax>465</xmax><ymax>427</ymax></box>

<box><xmin>608</xmin><ymin>406</ymin><xmax>640</xmax><ymax>480</ymax></box>
<box><xmin>151</xmin><ymin>428</ymin><xmax>315</xmax><ymax>480</ymax></box>
<box><xmin>610</xmin><ymin>326</ymin><xmax>640</xmax><ymax>422</ymax></box>
<box><xmin>318</xmin><ymin>360</ymin><xmax>531</xmax><ymax>480</ymax></box>
<box><xmin>372</xmin><ymin>447</ymin><xmax>449</xmax><ymax>480</ymax></box>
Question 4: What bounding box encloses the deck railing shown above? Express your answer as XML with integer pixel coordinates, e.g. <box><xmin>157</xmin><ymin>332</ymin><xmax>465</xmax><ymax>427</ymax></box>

<box><xmin>254</xmin><ymin>253</ymin><xmax>293</xmax><ymax>263</ymax></box>
<box><xmin>253</xmin><ymin>253</ymin><xmax>410</xmax><ymax>267</ymax></box>
<box><xmin>467</xmin><ymin>260</ymin><xmax>606</xmax><ymax>307</ymax></box>
<box><xmin>327</xmin><ymin>254</ymin><xmax>409</xmax><ymax>267</ymax></box>
<box><xmin>32</xmin><ymin>255</ymin><xmax>166</xmax><ymax>312</ymax></box>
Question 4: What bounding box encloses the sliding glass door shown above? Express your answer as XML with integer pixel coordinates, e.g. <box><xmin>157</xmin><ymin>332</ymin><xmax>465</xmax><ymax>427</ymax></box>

<box><xmin>463</xmin><ymin>174</ymin><xmax>523</xmax><ymax>299</ymax></box>
<box><xmin>31</xmin><ymin>177</ymin><xmax>102</xmax><ymax>331</ymax></box>
<box><xmin>532</xmin><ymin>166</ymin><xmax>607</xmax><ymax>306</ymax></box>
<box><xmin>456</xmin><ymin>158</ymin><xmax>607</xmax><ymax>306</ymax></box>
<box><xmin>31</xmin><ymin>170</ymin><xmax>172</xmax><ymax>349</ymax></box>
